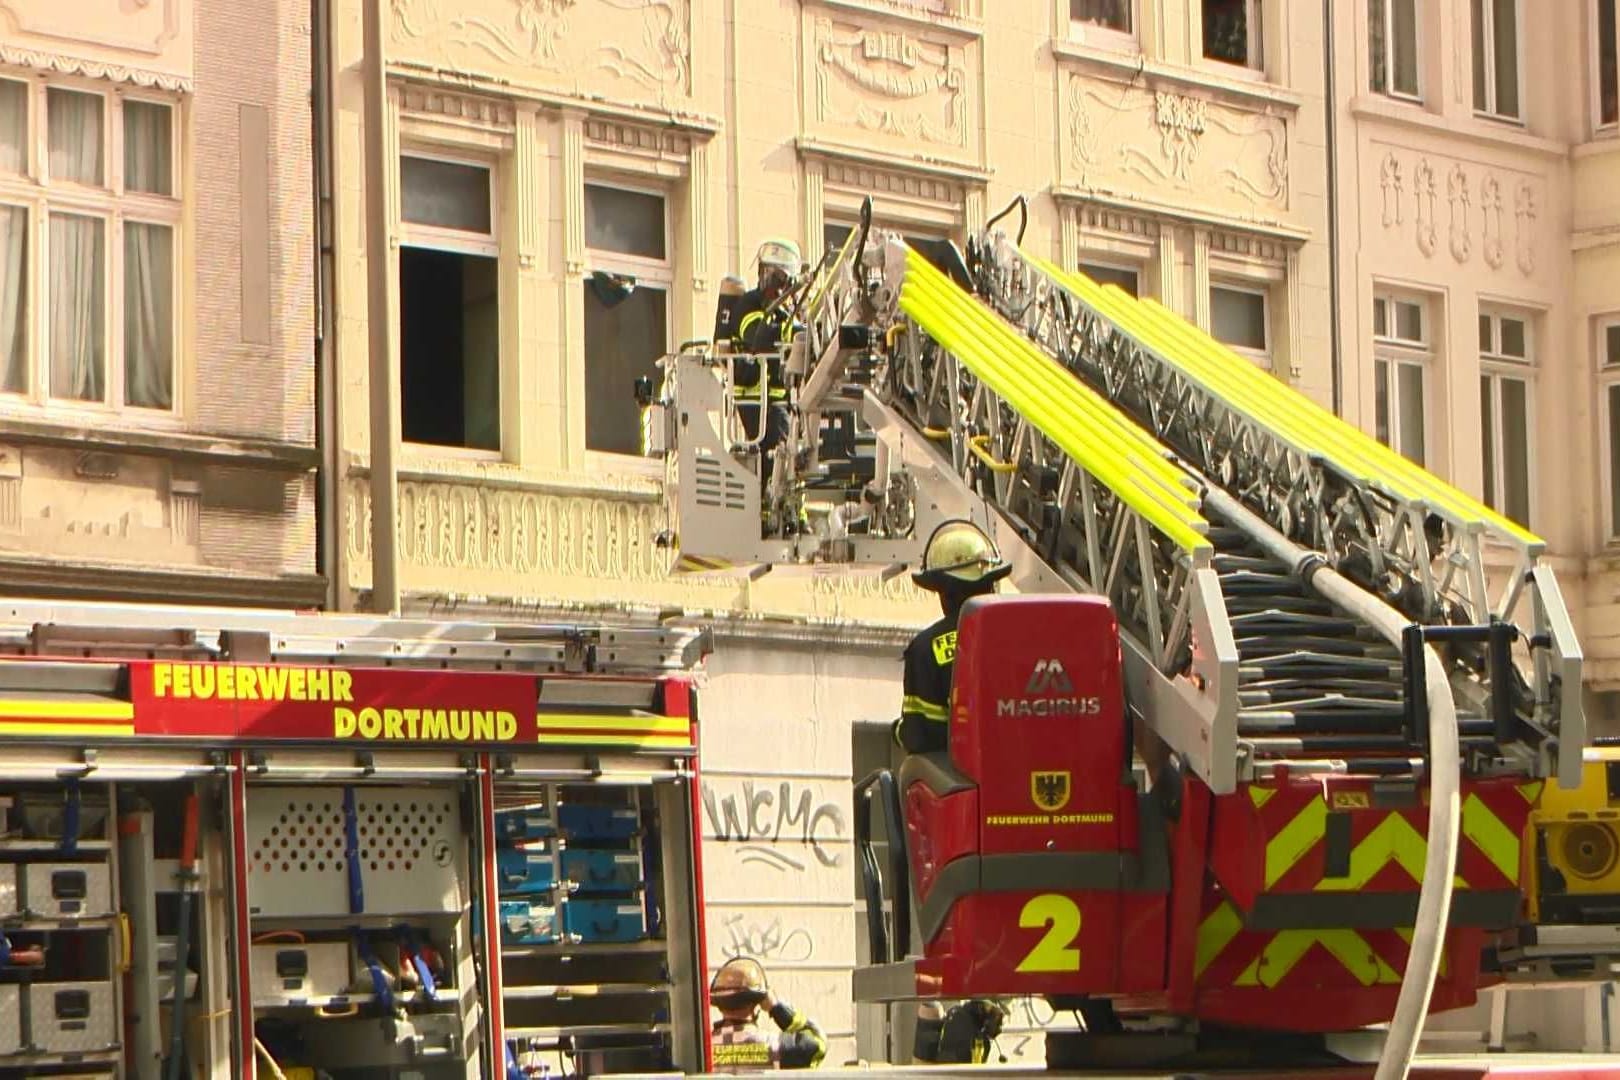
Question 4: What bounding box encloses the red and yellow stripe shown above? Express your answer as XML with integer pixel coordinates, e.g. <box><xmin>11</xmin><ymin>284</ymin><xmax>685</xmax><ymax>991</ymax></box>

<box><xmin>535</xmin><ymin>712</ymin><xmax>693</xmax><ymax>750</ymax></box>
<box><xmin>0</xmin><ymin>697</ymin><xmax>135</xmax><ymax>738</ymax></box>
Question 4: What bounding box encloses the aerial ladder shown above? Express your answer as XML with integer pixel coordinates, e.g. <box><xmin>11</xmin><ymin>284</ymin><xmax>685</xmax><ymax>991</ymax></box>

<box><xmin>645</xmin><ymin>197</ymin><xmax>1591</xmax><ymax>1074</ymax></box>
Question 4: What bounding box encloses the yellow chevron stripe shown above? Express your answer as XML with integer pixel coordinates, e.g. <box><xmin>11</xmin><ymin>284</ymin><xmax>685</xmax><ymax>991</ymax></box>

<box><xmin>0</xmin><ymin>699</ymin><xmax>135</xmax><ymax>721</ymax></box>
<box><xmin>1314</xmin><ymin>812</ymin><xmax>1427</xmax><ymax>892</ymax></box>
<box><xmin>1195</xmin><ymin>901</ymin><xmax>1243</xmax><ymax>979</ymax></box>
<box><xmin>1235</xmin><ymin>929</ymin><xmax>1402</xmax><ymax>988</ymax></box>
<box><xmin>1461</xmin><ymin>793</ymin><xmax>1520</xmax><ymax>883</ymax></box>
<box><xmin>538</xmin><ymin>733</ymin><xmax>693</xmax><ymax>749</ymax></box>
<box><xmin>1265</xmin><ymin>797</ymin><xmax>1326</xmax><ymax>888</ymax></box>
<box><xmin>1248</xmin><ymin>786</ymin><xmax>1278</xmax><ymax>810</ymax></box>
<box><xmin>0</xmin><ymin>721</ymin><xmax>136</xmax><ymax>737</ymax></box>
<box><xmin>537</xmin><ymin>714</ymin><xmax>690</xmax><ymax>734</ymax></box>
<box><xmin>1518</xmin><ymin>781</ymin><xmax>1544</xmax><ymax>804</ymax></box>
<box><xmin>1395</xmin><ymin>927</ymin><xmax>1450</xmax><ymax>976</ymax></box>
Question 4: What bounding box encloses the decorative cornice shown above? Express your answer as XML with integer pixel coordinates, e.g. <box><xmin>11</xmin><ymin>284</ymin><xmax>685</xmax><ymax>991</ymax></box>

<box><xmin>0</xmin><ymin>555</ymin><xmax>325</xmax><ymax>609</ymax></box>
<box><xmin>1052</xmin><ymin>41</ymin><xmax>1301</xmax><ymax>115</ymax></box>
<box><xmin>806</xmin><ymin>0</ymin><xmax>982</xmax><ymax>42</ymax></box>
<box><xmin>0</xmin><ymin>416</ymin><xmax>317</xmax><ymax>472</ymax></box>
<box><xmin>798</xmin><ymin>136</ymin><xmax>990</xmax><ymax>188</ymax></box>
<box><xmin>1052</xmin><ymin>186</ymin><xmax>1312</xmax><ymax>244</ymax></box>
<box><xmin>388</xmin><ymin>65</ymin><xmax>720</xmax><ymax>138</ymax></box>
<box><xmin>398</xmin><ymin>84</ymin><xmax>515</xmax><ymax>130</ymax></box>
<box><xmin>0</xmin><ymin>44</ymin><xmax>190</xmax><ymax>93</ymax></box>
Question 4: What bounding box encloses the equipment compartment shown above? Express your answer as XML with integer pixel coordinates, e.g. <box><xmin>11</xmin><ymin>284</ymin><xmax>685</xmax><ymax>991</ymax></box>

<box><xmin>495</xmin><ymin>845</ymin><xmax>558</xmax><ymax>896</ymax></box>
<box><xmin>557</xmin><ymin>803</ymin><xmax>640</xmax><ymax>840</ymax></box>
<box><xmin>27</xmin><ymin>979</ymin><xmax>117</xmax><ymax>1054</ymax></box>
<box><xmin>499</xmin><ymin>899</ymin><xmax>560</xmax><ymax>946</ymax></box>
<box><xmin>561</xmin><ymin>848</ymin><xmax>643</xmax><ymax>893</ymax></box>
<box><xmin>563</xmin><ymin>898</ymin><xmax>647</xmax><ymax>943</ymax></box>
<box><xmin>249</xmin><ymin>941</ymin><xmax>351</xmax><ymax>1004</ymax></box>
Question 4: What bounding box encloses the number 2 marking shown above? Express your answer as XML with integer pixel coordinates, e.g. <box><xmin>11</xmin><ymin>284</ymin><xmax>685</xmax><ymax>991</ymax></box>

<box><xmin>1015</xmin><ymin>894</ymin><xmax>1082</xmax><ymax>973</ymax></box>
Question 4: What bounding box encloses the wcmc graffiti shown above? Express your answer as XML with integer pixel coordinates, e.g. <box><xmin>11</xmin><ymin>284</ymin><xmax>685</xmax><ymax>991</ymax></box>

<box><xmin>700</xmin><ymin>780</ymin><xmax>847</xmax><ymax>872</ymax></box>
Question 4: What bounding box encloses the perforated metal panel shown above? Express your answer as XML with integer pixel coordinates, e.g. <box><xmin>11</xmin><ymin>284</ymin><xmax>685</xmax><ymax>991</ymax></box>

<box><xmin>245</xmin><ymin>786</ymin><xmax>465</xmax><ymax>917</ymax></box>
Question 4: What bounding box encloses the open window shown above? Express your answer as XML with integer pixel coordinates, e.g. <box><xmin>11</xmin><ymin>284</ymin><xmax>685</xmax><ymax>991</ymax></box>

<box><xmin>1203</xmin><ymin>0</ymin><xmax>1263</xmax><ymax>71</ymax></box>
<box><xmin>1079</xmin><ymin>260</ymin><xmax>1141</xmax><ymax>298</ymax></box>
<box><xmin>1370</xmin><ymin>0</ymin><xmax>1422</xmax><ymax>101</ymax></box>
<box><xmin>398</xmin><ymin>153</ymin><xmax>501</xmax><ymax>452</ymax></box>
<box><xmin>584</xmin><ymin>183</ymin><xmax>671</xmax><ymax>458</ymax></box>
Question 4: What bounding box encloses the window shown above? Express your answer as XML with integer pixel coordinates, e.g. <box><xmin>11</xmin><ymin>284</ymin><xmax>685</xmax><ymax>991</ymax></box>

<box><xmin>398</xmin><ymin>153</ymin><xmax>500</xmax><ymax>451</ymax></box>
<box><xmin>1370</xmin><ymin>0</ymin><xmax>1421</xmax><ymax>100</ymax></box>
<box><xmin>1472</xmin><ymin>0</ymin><xmax>1520</xmax><ymax>119</ymax></box>
<box><xmin>1601</xmin><ymin>318</ymin><xmax>1620</xmax><ymax>539</ymax></box>
<box><xmin>1071</xmin><ymin>0</ymin><xmax>1132</xmax><ymax>34</ymax></box>
<box><xmin>827</xmin><ymin>220</ymin><xmax>960</xmax><ymax>280</ymax></box>
<box><xmin>1478</xmin><ymin>310</ymin><xmax>1532</xmax><ymax>526</ymax></box>
<box><xmin>1599</xmin><ymin>0</ymin><xmax>1618</xmax><ymax>130</ymax></box>
<box><xmin>0</xmin><ymin>80</ymin><xmax>178</xmax><ymax>412</ymax></box>
<box><xmin>1203</xmin><ymin>0</ymin><xmax>1262</xmax><ymax>69</ymax></box>
<box><xmin>1373</xmin><ymin>293</ymin><xmax>1430</xmax><ymax>466</ymax></box>
<box><xmin>1079</xmin><ymin>261</ymin><xmax>1140</xmax><ymax>297</ymax></box>
<box><xmin>585</xmin><ymin>183</ymin><xmax>671</xmax><ymax>457</ymax></box>
<box><xmin>1210</xmin><ymin>283</ymin><xmax>1269</xmax><ymax>364</ymax></box>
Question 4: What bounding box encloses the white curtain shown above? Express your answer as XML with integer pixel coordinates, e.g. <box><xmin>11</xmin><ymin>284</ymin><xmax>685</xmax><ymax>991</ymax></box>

<box><xmin>47</xmin><ymin>89</ymin><xmax>102</xmax><ymax>186</ymax></box>
<box><xmin>49</xmin><ymin>213</ymin><xmax>104</xmax><ymax>402</ymax></box>
<box><xmin>0</xmin><ymin>207</ymin><xmax>24</xmax><ymax>393</ymax></box>
<box><xmin>124</xmin><ymin>222</ymin><xmax>172</xmax><ymax>409</ymax></box>
<box><xmin>0</xmin><ymin>80</ymin><xmax>25</xmax><ymax>175</ymax></box>
<box><xmin>123</xmin><ymin>101</ymin><xmax>171</xmax><ymax>195</ymax></box>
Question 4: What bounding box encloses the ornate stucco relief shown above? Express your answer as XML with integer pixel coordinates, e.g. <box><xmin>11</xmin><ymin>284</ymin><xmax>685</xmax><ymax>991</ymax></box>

<box><xmin>1066</xmin><ymin>76</ymin><xmax>1288</xmax><ymax>210</ymax></box>
<box><xmin>1375</xmin><ymin>146</ymin><xmax>1542</xmax><ymax>279</ymax></box>
<box><xmin>344</xmin><ymin>476</ymin><xmax>934</xmax><ymax>622</ymax></box>
<box><xmin>812</xmin><ymin>16</ymin><xmax>970</xmax><ymax>149</ymax></box>
<box><xmin>0</xmin><ymin>43</ymin><xmax>191</xmax><ymax>91</ymax></box>
<box><xmin>390</xmin><ymin>0</ymin><xmax>693</xmax><ymax>98</ymax></box>
<box><xmin>0</xmin><ymin>0</ymin><xmax>185</xmax><ymax>57</ymax></box>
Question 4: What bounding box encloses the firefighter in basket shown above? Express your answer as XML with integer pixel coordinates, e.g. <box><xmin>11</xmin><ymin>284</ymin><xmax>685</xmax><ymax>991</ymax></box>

<box><xmin>710</xmin><ymin>956</ymin><xmax>827</xmax><ymax>1073</ymax></box>
<box><xmin>714</xmin><ymin>239</ymin><xmax>802</xmax><ymax>512</ymax></box>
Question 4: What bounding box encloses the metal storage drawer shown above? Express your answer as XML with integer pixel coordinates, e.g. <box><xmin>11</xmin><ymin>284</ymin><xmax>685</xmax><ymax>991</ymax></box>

<box><xmin>0</xmin><ymin>984</ymin><xmax>19</xmax><ymax>1054</ymax></box>
<box><xmin>28</xmin><ymin>981</ymin><xmax>116</xmax><ymax>1054</ymax></box>
<box><xmin>494</xmin><ymin>807</ymin><xmax>554</xmax><ymax>844</ymax></box>
<box><xmin>16</xmin><ymin>861</ymin><xmax>113</xmax><ymax>919</ymax></box>
<box><xmin>250</xmin><ymin>942</ymin><xmax>351</xmax><ymax>1003</ymax></box>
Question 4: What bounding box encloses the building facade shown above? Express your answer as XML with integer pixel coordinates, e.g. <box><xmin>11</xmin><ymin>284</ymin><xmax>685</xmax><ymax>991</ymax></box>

<box><xmin>0</xmin><ymin>0</ymin><xmax>322</xmax><ymax>606</ymax></box>
<box><xmin>325</xmin><ymin>0</ymin><xmax>1332</xmax><ymax>1061</ymax></box>
<box><xmin>1327</xmin><ymin>0</ymin><xmax>1620</xmax><ymax>733</ymax></box>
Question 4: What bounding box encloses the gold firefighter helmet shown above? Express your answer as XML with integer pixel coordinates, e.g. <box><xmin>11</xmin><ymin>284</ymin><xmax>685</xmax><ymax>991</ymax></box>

<box><xmin>912</xmin><ymin>519</ymin><xmax>1011</xmax><ymax>592</ymax></box>
<box><xmin>710</xmin><ymin>957</ymin><xmax>769</xmax><ymax>1011</ymax></box>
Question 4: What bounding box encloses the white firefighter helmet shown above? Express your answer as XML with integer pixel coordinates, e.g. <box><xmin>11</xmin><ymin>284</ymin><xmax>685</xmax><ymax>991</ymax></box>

<box><xmin>755</xmin><ymin>238</ymin><xmax>802</xmax><ymax>274</ymax></box>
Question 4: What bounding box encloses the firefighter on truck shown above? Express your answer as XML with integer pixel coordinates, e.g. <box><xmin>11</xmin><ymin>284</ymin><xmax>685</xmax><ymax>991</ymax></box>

<box><xmin>895</xmin><ymin>521</ymin><xmax>1122</xmax><ymax>1059</ymax></box>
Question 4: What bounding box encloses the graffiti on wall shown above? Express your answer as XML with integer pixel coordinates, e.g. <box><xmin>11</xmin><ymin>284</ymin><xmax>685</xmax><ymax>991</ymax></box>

<box><xmin>718</xmin><ymin>913</ymin><xmax>816</xmax><ymax>963</ymax></box>
<box><xmin>701</xmin><ymin>780</ymin><xmax>847</xmax><ymax>871</ymax></box>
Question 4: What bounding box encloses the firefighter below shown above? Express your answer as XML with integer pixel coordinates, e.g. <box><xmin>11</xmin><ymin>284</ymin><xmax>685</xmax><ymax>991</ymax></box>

<box><xmin>709</xmin><ymin>957</ymin><xmax>827</xmax><ymax>1073</ymax></box>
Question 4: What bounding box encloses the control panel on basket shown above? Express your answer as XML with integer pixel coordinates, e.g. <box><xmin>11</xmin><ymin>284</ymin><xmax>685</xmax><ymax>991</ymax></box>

<box><xmin>495</xmin><ymin>794</ymin><xmax>653</xmax><ymax>948</ymax></box>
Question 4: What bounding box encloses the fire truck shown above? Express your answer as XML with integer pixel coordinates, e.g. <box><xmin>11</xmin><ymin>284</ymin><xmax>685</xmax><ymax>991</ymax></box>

<box><xmin>0</xmin><ymin>600</ymin><xmax>714</xmax><ymax>1079</ymax></box>
<box><xmin>645</xmin><ymin>197</ymin><xmax>1618</xmax><ymax>1076</ymax></box>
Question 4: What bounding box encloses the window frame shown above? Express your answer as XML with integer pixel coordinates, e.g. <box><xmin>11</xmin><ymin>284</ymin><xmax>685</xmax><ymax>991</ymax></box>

<box><xmin>1201</xmin><ymin>0</ymin><xmax>1266</xmax><ymax>77</ymax></box>
<box><xmin>1370</xmin><ymin>0</ymin><xmax>1424</xmax><ymax>103</ymax></box>
<box><xmin>1066</xmin><ymin>0</ymin><xmax>1140</xmax><ymax>52</ymax></box>
<box><xmin>1595</xmin><ymin>0</ymin><xmax>1619</xmax><ymax>134</ymax></box>
<box><xmin>583</xmin><ymin>177</ymin><xmax>674</xmax><ymax>466</ymax></box>
<box><xmin>1209</xmin><ymin>279</ymin><xmax>1272</xmax><ymax>366</ymax></box>
<box><xmin>1471</xmin><ymin>0</ymin><xmax>1524</xmax><ymax>122</ymax></box>
<box><xmin>398</xmin><ymin>148</ymin><xmax>499</xmax><ymax>258</ymax></box>
<box><xmin>0</xmin><ymin>77</ymin><xmax>183</xmax><ymax>418</ymax></box>
<box><xmin>1598</xmin><ymin>315</ymin><xmax>1620</xmax><ymax>542</ymax></box>
<box><xmin>1078</xmin><ymin>257</ymin><xmax>1143</xmax><ymax>298</ymax></box>
<box><xmin>1477</xmin><ymin>306</ymin><xmax>1534</xmax><ymax>526</ymax></box>
<box><xmin>1372</xmin><ymin>289</ymin><xmax>1432</xmax><ymax>466</ymax></box>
